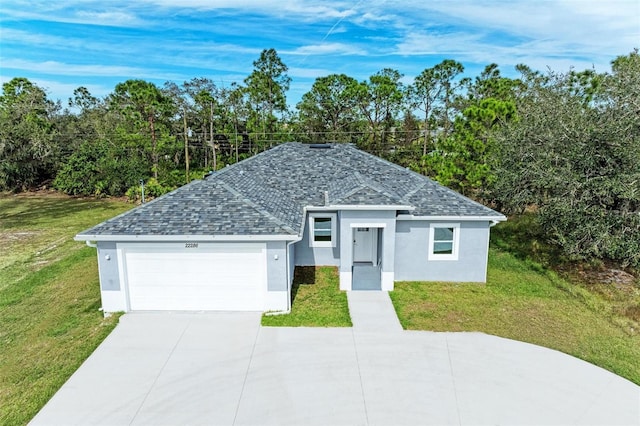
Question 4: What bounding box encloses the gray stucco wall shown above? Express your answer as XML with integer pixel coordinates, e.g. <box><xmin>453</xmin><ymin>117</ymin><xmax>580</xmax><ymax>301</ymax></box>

<box><xmin>97</xmin><ymin>241</ymin><xmax>120</xmax><ymax>291</ymax></box>
<box><xmin>294</xmin><ymin>211</ymin><xmax>340</xmax><ymax>266</ymax></box>
<box><xmin>339</xmin><ymin>210</ymin><xmax>396</xmax><ymax>275</ymax></box>
<box><xmin>266</xmin><ymin>241</ymin><xmax>288</xmax><ymax>291</ymax></box>
<box><xmin>394</xmin><ymin>220</ymin><xmax>490</xmax><ymax>282</ymax></box>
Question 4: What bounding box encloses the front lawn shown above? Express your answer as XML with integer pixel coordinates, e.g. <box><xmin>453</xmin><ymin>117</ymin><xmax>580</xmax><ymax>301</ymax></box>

<box><xmin>0</xmin><ymin>193</ymin><xmax>132</xmax><ymax>425</ymax></box>
<box><xmin>261</xmin><ymin>266</ymin><xmax>351</xmax><ymax>327</ymax></box>
<box><xmin>390</xmin><ymin>249</ymin><xmax>640</xmax><ymax>385</ymax></box>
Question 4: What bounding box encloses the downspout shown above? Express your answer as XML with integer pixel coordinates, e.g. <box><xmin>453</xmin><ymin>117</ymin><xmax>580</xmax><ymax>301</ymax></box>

<box><xmin>284</xmin><ymin>239</ymin><xmax>298</xmax><ymax>313</ymax></box>
<box><xmin>85</xmin><ymin>241</ymin><xmax>98</xmax><ymax>248</ymax></box>
<box><xmin>485</xmin><ymin>218</ymin><xmax>505</xmax><ymax>282</ymax></box>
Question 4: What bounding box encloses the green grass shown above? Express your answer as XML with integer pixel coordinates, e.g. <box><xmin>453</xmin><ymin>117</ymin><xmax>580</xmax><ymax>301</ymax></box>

<box><xmin>261</xmin><ymin>266</ymin><xmax>352</xmax><ymax>327</ymax></box>
<box><xmin>390</xmin><ymin>248</ymin><xmax>640</xmax><ymax>385</ymax></box>
<box><xmin>0</xmin><ymin>193</ymin><xmax>132</xmax><ymax>426</ymax></box>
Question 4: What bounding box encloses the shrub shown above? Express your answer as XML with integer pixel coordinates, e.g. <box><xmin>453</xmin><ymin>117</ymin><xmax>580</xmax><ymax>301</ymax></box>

<box><xmin>125</xmin><ymin>178</ymin><xmax>172</xmax><ymax>202</ymax></box>
<box><xmin>54</xmin><ymin>140</ymin><xmax>148</xmax><ymax>197</ymax></box>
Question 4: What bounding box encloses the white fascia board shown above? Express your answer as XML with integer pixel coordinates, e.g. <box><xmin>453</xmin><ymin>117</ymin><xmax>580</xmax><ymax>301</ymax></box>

<box><xmin>396</xmin><ymin>214</ymin><xmax>507</xmax><ymax>222</ymax></box>
<box><xmin>74</xmin><ymin>234</ymin><xmax>298</xmax><ymax>242</ymax></box>
<box><xmin>309</xmin><ymin>205</ymin><xmax>415</xmax><ymax>211</ymax></box>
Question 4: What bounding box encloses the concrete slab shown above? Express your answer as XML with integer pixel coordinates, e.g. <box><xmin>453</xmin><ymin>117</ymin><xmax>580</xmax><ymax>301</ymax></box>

<box><xmin>130</xmin><ymin>313</ymin><xmax>261</xmax><ymax>426</ymax></box>
<box><xmin>353</xmin><ymin>332</ymin><xmax>459</xmax><ymax>425</ymax></box>
<box><xmin>235</xmin><ymin>327</ymin><xmax>366</xmax><ymax>425</ymax></box>
<box><xmin>352</xmin><ymin>263</ymin><xmax>381</xmax><ymax>290</ymax></box>
<box><xmin>445</xmin><ymin>332</ymin><xmax>640</xmax><ymax>425</ymax></box>
<box><xmin>347</xmin><ymin>291</ymin><xmax>403</xmax><ymax>332</ymax></box>
<box><xmin>29</xmin><ymin>312</ymin><xmax>262</xmax><ymax>426</ymax></box>
<box><xmin>31</xmin><ymin>312</ymin><xmax>640</xmax><ymax>426</ymax></box>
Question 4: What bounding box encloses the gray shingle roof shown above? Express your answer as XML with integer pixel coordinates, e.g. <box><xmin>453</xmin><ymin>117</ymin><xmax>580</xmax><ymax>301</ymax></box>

<box><xmin>77</xmin><ymin>143</ymin><xmax>504</xmax><ymax>239</ymax></box>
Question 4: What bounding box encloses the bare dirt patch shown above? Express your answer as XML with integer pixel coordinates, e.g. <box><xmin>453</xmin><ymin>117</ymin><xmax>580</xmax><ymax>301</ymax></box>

<box><xmin>626</xmin><ymin>305</ymin><xmax>640</xmax><ymax>323</ymax></box>
<box><xmin>2</xmin><ymin>231</ymin><xmax>42</xmax><ymax>241</ymax></box>
<box><xmin>564</xmin><ymin>262</ymin><xmax>638</xmax><ymax>297</ymax></box>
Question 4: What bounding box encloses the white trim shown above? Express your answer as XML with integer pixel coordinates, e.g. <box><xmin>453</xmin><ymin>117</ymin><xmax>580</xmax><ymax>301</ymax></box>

<box><xmin>309</xmin><ymin>212</ymin><xmax>337</xmax><ymax>248</ymax></box>
<box><xmin>75</xmin><ymin>234</ymin><xmax>297</xmax><ymax>242</ymax></box>
<box><xmin>348</xmin><ymin>222</ymin><xmax>387</xmax><ymax>228</ymax></box>
<box><xmin>265</xmin><ymin>290</ymin><xmax>289</xmax><ymax>312</ymax></box>
<box><xmin>381</xmin><ymin>271</ymin><xmax>394</xmax><ymax>291</ymax></box>
<box><xmin>339</xmin><ymin>271</ymin><xmax>352</xmax><ymax>291</ymax></box>
<box><xmin>117</xmin><ymin>247</ymin><xmax>130</xmax><ymax>312</ymax></box>
<box><xmin>309</xmin><ymin>205</ymin><xmax>414</xmax><ymax>211</ymax></box>
<box><xmin>428</xmin><ymin>223</ymin><xmax>460</xmax><ymax>261</ymax></box>
<box><xmin>397</xmin><ymin>214</ymin><xmax>506</xmax><ymax>222</ymax></box>
<box><xmin>482</xmin><ymin>221</ymin><xmax>491</xmax><ymax>282</ymax></box>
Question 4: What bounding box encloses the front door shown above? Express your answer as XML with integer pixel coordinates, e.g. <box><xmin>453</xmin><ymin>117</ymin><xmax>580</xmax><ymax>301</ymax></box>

<box><xmin>353</xmin><ymin>227</ymin><xmax>376</xmax><ymax>263</ymax></box>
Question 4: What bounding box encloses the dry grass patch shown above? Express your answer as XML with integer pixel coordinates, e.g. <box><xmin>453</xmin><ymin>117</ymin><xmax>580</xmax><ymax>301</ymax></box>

<box><xmin>0</xmin><ymin>193</ymin><xmax>131</xmax><ymax>425</ymax></box>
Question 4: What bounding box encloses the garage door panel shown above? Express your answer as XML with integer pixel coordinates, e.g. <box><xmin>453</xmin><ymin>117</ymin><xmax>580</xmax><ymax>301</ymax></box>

<box><xmin>124</xmin><ymin>245</ymin><xmax>266</xmax><ymax>311</ymax></box>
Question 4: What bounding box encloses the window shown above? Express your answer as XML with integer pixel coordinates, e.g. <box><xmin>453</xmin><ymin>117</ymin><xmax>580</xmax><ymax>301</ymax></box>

<box><xmin>309</xmin><ymin>213</ymin><xmax>337</xmax><ymax>247</ymax></box>
<box><xmin>428</xmin><ymin>223</ymin><xmax>460</xmax><ymax>260</ymax></box>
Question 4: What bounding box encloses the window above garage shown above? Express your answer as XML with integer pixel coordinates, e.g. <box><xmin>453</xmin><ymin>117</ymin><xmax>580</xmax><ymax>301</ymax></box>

<box><xmin>309</xmin><ymin>213</ymin><xmax>337</xmax><ymax>248</ymax></box>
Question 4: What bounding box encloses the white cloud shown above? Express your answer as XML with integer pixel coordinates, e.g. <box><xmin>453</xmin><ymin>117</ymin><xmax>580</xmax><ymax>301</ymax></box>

<box><xmin>0</xmin><ymin>75</ymin><xmax>111</xmax><ymax>103</ymax></box>
<box><xmin>1</xmin><ymin>59</ymin><xmax>186</xmax><ymax>81</ymax></box>
<box><xmin>1</xmin><ymin>59</ymin><xmax>146</xmax><ymax>77</ymax></box>
<box><xmin>0</xmin><ymin>3</ymin><xmax>144</xmax><ymax>27</ymax></box>
<box><xmin>404</xmin><ymin>1</ymin><xmax>639</xmax><ymax>55</ymax></box>
<box><xmin>389</xmin><ymin>0</ymin><xmax>637</xmax><ymax>75</ymax></box>
<box><xmin>0</xmin><ymin>29</ymin><xmax>133</xmax><ymax>54</ymax></box>
<box><xmin>396</xmin><ymin>32</ymin><xmax>481</xmax><ymax>56</ymax></box>
<box><xmin>2</xmin><ymin>0</ymin><xmax>637</xmax><ymax>105</ymax></box>
<box><xmin>287</xmin><ymin>67</ymin><xmax>334</xmax><ymax>79</ymax></box>
<box><xmin>135</xmin><ymin>0</ymin><xmax>355</xmax><ymax>19</ymax></box>
<box><xmin>74</xmin><ymin>10</ymin><xmax>141</xmax><ymax>26</ymax></box>
<box><xmin>395</xmin><ymin>30</ymin><xmax>617</xmax><ymax>75</ymax></box>
<box><xmin>288</xmin><ymin>43</ymin><xmax>367</xmax><ymax>56</ymax></box>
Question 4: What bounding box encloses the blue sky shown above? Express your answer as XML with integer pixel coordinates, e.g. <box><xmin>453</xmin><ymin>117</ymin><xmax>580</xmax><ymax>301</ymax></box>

<box><xmin>1</xmin><ymin>0</ymin><xmax>638</xmax><ymax>109</ymax></box>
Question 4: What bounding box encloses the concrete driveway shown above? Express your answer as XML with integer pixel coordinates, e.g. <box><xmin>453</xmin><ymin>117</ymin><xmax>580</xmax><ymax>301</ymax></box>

<box><xmin>31</xmin><ymin>310</ymin><xmax>640</xmax><ymax>425</ymax></box>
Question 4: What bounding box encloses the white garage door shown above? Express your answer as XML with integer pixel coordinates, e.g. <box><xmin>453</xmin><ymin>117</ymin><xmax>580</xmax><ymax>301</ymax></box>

<box><xmin>124</xmin><ymin>244</ymin><xmax>267</xmax><ymax>311</ymax></box>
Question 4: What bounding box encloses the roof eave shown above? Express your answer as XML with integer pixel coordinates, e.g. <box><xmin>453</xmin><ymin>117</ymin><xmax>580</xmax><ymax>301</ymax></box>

<box><xmin>396</xmin><ymin>214</ymin><xmax>507</xmax><ymax>222</ymax></box>
<box><xmin>311</xmin><ymin>204</ymin><xmax>416</xmax><ymax>211</ymax></box>
<box><xmin>74</xmin><ymin>234</ymin><xmax>299</xmax><ymax>242</ymax></box>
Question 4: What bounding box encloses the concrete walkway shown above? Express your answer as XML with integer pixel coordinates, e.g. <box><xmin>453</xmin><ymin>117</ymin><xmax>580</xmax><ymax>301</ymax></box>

<box><xmin>30</xmin><ymin>312</ymin><xmax>640</xmax><ymax>426</ymax></box>
<box><xmin>347</xmin><ymin>290</ymin><xmax>402</xmax><ymax>332</ymax></box>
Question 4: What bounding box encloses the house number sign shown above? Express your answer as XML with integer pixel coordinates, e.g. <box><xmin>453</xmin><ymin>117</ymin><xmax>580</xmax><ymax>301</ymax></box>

<box><xmin>185</xmin><ymin>243</ymin><xmax>199</xmax><ymax>248</ymax></box>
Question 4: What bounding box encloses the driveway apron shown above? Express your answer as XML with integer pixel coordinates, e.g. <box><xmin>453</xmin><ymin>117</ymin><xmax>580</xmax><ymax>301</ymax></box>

<box><xmin>31</xmin><ymin>310</ymin><xmax>640</xmax><ymax>426</ymax></box>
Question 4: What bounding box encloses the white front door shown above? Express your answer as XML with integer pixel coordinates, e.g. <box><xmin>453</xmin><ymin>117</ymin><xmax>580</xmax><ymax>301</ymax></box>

<box><xmin>353</xmin><ymin>227</ymin><xmax>376</xmax><ymax>263</ymax></box>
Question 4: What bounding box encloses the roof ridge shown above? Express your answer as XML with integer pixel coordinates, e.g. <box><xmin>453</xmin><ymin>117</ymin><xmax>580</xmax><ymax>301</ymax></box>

<box><xmin>218</xmin><ymin>180</ymin><xmax>298</xmax><ymax>234</ymax></box>
<box><xmin>404</xmin><ymin>181</ymin><xmax>427</xmax><ymax>199</ymax></box>
<box><xmin>331</xmin><ymin>179</ymin><xmax>367</xmax><ymax>204</ymax></box>
<box><xmin>353</xmin><ymin>170</ymin><xmax>406</xmax><ymax>203</ymax></box>
<box><xmin>346</xmin><ymin>144</ymin><xmax>498</xmax><ymax>214</ymax></box>
<box><xmin>208</xmin><ymin>143</ymin><xmax>289</xmax><ymax>179</ymax></box>
<box><xmin>329</xmin><ymin>153</ymin><xmax>399</xmax><ymax>201</ymax></box>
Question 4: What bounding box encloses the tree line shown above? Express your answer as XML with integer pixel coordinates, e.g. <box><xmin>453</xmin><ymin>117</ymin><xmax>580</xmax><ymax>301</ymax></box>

<box><xmin>1</xmin><ymin>48</ymin><xmax>638</xmax><ymax>267</ymax></box>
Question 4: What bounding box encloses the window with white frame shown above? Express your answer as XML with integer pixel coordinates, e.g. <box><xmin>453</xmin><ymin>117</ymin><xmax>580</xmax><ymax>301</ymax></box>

<box><xmin>428</xmin><ymin>223</ymin><xmax>460</xmax><ymax>260</ymax></box>
<box><xmin>309</xmin><ymin>213</ymin><xmax>337</xmax><ymax>247</ymax></box>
